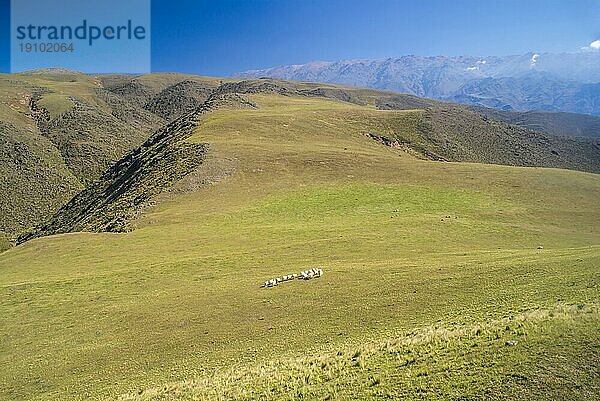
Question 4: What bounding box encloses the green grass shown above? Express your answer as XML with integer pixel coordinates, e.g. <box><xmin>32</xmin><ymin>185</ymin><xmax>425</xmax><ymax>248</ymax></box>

<box><xmin>116</xmin><ymin>303</ymin><xmax>600</xmax><ymax>401</ymax></box>
<box><xmin>36</xmin><ymin>93</ymin><xmax>75</xmax><ymax>118</ymax></box>
<box><xmin>1</xmin><ymin>94</ymin><xmax>599</xmax><ymax>400</ymax></box>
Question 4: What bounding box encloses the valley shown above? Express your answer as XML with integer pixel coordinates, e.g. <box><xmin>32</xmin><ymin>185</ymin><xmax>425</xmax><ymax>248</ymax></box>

<box><xmin>0</xmin><ymin>72</ymin><xmax>598</xmax><ymax>400</ymax></box>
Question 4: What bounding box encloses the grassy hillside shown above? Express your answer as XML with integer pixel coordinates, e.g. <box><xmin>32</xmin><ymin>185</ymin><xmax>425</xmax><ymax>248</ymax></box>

<box><xmin>118</xmin><ymin>304</ymin><xmax>600</xmax><ymax>401</ymax></box>
<box><xmin>3</xmin><ymin>73</ymin><xmax>599</xmax><ymax>247</ymax></box>
<box><xmin>378</xmin><ymin>93</ymin><xmax>600</xmax><ymax>138</ymax></box>
<box><xmin>0</xmin><ymin>74</ymin><xmax>83</xmax><ymax>244</ymax></box>
<box><xmin>16</xmin><ymin>95</ymin><xmax>220</xmax><ymax>242</ymax></box>
<box><xmin>418</xmin><ymin>107</ymin><xmax>600</xmax><ymax>171</ymax></box>
<box><xmin>1</xmin><ymin>93</ymin><xmax>598</xmax><ymax>400</ymax></box>
<box><xmin>0</xmin><ymin>72</ymin><xmax>157</xmax><ymax>242</ymax></box>
<box><xmin>16</xmin><ymin>80</ymin><xmax>600</xmax><ymax>242</ymax></box>
<box><xmin>99</xmin><ymin>73</ymin><xmax>222</xmax><ymax>114</ymax></box>
<box><xmin>474</xmin><ymin>108</ymin><xmax>600</xmax><ymax>138</ymax></box>
<box><xmin>0</xmin><ymin>72</ymin><xmax>222</xmax><ymax>244</ymax></box>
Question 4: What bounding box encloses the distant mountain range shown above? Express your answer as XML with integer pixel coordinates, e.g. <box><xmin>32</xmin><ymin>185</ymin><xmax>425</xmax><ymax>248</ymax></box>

<box><xmin>234</xmin><ymin>52</ymin><xmax>600</xmax><ymax>116</ymax></box>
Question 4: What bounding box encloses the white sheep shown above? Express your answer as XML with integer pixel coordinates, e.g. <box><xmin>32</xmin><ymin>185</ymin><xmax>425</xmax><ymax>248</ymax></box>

<box><xmin>262</xmin><ymin>268</ymin><xmax>325</xmax><ymax>288</ymax></box>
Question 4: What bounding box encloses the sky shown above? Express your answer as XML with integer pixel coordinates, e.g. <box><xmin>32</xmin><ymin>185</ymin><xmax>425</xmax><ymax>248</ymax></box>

<box><xmin>8</xmin><ymin>0</ymin><xmax>150</xmax><ymax>74</ymax></box>
<box><xmin>1</xmin><ymin>0</ymin><xmax>599</xmax><ymax>75</ymax></box>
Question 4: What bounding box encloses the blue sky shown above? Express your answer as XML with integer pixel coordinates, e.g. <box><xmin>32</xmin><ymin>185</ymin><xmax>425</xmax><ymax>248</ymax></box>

<box><xmin>1</xmin><ymin>0</ymin><xmax>599</xmax><ymax>75</ymax></box>
<box><xmin>8</xmin><ymin>0</ymin><xmax>150</xmax><ymax>74</ymax></box>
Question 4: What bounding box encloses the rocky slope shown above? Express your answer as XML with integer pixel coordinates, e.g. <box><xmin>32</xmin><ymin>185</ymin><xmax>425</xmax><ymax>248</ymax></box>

<box><xmin>0</xmin><ymin>72</ymin><xmax>218</xmax><ymax>247</ymax></box>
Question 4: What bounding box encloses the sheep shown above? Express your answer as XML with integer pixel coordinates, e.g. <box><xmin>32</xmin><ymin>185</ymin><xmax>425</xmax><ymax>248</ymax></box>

<box><xmin>296</xmin><ymin>268</ymin><xmax>323</xmax><ymax>280</ymax></box>
<box><xmin>262</xmin><ymin>267</ymin><xmax>325</xmax><ymax>288</ymax></box>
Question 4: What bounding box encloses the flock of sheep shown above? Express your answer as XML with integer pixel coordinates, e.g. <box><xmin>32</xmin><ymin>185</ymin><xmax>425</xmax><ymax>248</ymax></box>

<box><xmin>262</xmin><ymin>268</ymin><xmax>324</xmax><ymax>288</ymax></box>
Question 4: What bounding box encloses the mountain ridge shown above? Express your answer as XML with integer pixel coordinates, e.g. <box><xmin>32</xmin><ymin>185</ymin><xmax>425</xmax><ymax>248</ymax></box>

<box><xmin>234</xmin><ymin>52</ymin><xmax>600</xmax><ymax>116</ymax></box>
